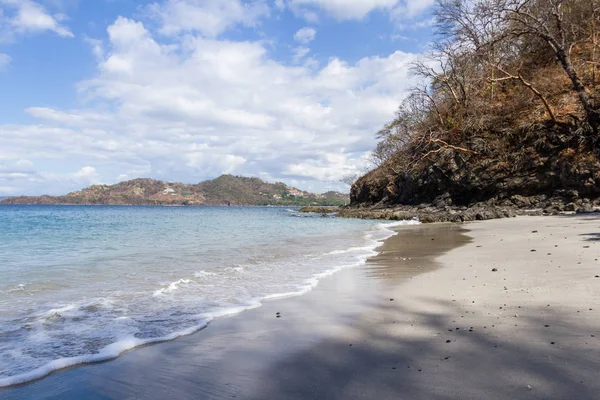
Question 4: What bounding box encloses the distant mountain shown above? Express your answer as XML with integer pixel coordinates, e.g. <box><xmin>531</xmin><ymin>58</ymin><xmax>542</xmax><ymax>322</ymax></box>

<box><xmin>0</xmin><ymin>175</ymin><xmax>349</xmax><ymax>207</ymax></box>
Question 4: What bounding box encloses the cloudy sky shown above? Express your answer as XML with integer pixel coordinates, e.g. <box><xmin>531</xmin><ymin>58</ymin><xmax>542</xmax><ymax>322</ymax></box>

<box><xmin>0</xmin><ymin>0</ymin><xmax>435</xmax><ymax>195</ymax></box>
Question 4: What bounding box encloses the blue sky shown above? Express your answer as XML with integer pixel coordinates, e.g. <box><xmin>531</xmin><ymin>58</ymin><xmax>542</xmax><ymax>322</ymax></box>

<box><xmin>0</xmin><ymin>0</ymin><xmax>435</xmax><ymax>195</ymax></box>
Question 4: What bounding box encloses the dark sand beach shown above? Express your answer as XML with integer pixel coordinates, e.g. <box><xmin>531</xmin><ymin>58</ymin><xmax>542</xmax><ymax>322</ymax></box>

<box><xmin>2</xmin><ymin>216</ymin><xmax>600</xmax><ymax>400</ymax></box>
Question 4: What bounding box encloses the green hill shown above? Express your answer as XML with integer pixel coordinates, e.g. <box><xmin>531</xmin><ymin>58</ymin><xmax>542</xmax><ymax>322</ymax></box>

<box><xmin>0</xmin><ymin>175</ymin><xmax>349</xmax><ymax>207</ymax></box>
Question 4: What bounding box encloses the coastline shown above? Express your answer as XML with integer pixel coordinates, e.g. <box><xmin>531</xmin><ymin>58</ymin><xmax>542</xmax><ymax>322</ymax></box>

<box><xmin>2</xmin><ymin>215</ymin><xmax>600</xmax><ymax>399</ymax></box>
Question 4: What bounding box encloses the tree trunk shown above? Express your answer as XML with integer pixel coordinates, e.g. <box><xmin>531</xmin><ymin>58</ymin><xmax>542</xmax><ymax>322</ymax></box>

<box><xmin>555</xmin><ymin>47</ymin><xmax>598</xmax><ymax>127</ymax></box>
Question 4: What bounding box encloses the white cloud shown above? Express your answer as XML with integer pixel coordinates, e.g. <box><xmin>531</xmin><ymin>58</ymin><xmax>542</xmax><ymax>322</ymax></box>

<box><xmin>0</xmin><ymin>0</ymin><xmax>74</xmax><ymax>40</ymax></box>
<box><xmin>292</xmin><ymin>45</ymin><xmax>310</xmax><ymax>63</ymax></box>
<box><xmin>0</xmin><ymin>53</ymin><xmax>11</xmax><ymax>70</ymax></box>
<box><xmin>146</xmin><ymin>0</ymin><xmax>270</xmax><ymax>37</ymax></box>
<box><xmin>0</xmin><ymin>159</ymin><xmax>35</xmax><ymax>175</ymax></box>
<box><xmin>294</xmin><ymin>26</ymin><xmax>316</xmax><ymax>44</ymax></box>
<box><xmin>0</xmin><ymin>11</ymin><xmax>423</xmax><ymax>195</ymax></box>
<box><xmin>72</xmin><ymin>166</ymin><xmax>101</xmax><ymax>185</ymax></box>
<box><xmin>287</xmin><ymin>0</ymin><xmax>434</xmax><ymax>21</ymax></box>
<box><xmin>393</xmin><ymin>0</ymin><xmax>435</xmax><ymax>19</ymax></box>
<box><xmin>289</xmin><ymin>0</ymin><xmax>398</xmax><ymax>20</ymax></box>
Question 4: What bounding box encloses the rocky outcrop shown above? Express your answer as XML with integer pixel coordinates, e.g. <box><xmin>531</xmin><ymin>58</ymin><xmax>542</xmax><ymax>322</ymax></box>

<box><xmin>348</xmin><ymin>124</ymin><xmax>600</xmax><ymax>221</ymax></box>
<box><xmin>338</xmin><ymin>205</ymin><xmax>520</xmax><ymax>223</ymax></box>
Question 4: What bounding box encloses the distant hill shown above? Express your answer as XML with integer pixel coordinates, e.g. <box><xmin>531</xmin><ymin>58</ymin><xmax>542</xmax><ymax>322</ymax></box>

<box><xmin>0</xmin><ymin>175</ymin><xmax>349</xmax><ymax>207</ymax></box>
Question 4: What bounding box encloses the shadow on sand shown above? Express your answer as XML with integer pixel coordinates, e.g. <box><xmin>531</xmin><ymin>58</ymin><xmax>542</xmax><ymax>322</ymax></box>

<box><xmin>2</xmin><ymin>219</ymin><xmax>599</xmax><ymax>400</ymax></box>
<box><xmin>242</xmin><ymin>300</ymin><xmax>600</xmax><ymax>400</ymax></box>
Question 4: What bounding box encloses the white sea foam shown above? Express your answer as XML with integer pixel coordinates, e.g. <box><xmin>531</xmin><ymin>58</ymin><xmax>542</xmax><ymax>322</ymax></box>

<box><xmin>153</xmin><ymin>279</ymin><xmax>192</xmax><ymax>296</ymax></box>
<box><xmin>264</xmin><ymin>219</ymin><xmax>419</xmax><ymax>301</ymax></box>
<box><xmin>41</xmin><ymin>304</ymin><xmax>76</xmax><ymax>319</ymax></box>
<box><xmin>0</xmin><ymin>319</ymin><xmax>212</xmax><ymax>388</ymax></box>
<box><xmin>194</xmin><ymin>270</ymin><xmax>217</xmax><ymax>278</ymax></box>
<box><xmin>0</xmin><ymin>213</ymin><xmax>419</xmax><ymax>389</ymax></box>
<box><xmin>7</xmin><ymin>284</ymin><xmax>26</xmax><ymax>293</ymax></box>
<box><xmin>325</xmin><ymin>246</ymin><xmax>371</xmax><ymax>255</ymax></box>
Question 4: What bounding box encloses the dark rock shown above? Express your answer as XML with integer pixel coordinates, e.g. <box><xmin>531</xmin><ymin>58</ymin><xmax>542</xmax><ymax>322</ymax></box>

<box><xmin>492</xmin><ymin>268</ymin><xmax>498</xmax><ymax>272</ymax></box>
<box><xmin>576</xmin><ymin>204</ymin><xmax>594</xmax><ymax>214</ymax></box>
<box><xmin>298</xmin><ymin>206</ymin><xmax>340</xmax><ymax>214</ymax></box>
<box><xmin>564</xmin><ymin>203</ymin><xmax>578</xmax><ymax>212</ymax></box>
<box><xmin>511</xmin><ymin>195</ymin><xmax>532</xmax><ymax>208</ymax></box>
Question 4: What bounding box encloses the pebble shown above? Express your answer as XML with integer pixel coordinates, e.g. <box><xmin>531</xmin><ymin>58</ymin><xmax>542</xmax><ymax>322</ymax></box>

<box><xmin>492</xmin><ymin>268</ymin><xmax>498</xmax><ymax>272</ymax></box>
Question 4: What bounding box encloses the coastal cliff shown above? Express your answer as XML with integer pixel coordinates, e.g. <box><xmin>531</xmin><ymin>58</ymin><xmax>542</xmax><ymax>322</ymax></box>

<box><xmin>0</xmin><ymin>175</ymin><xmax>349</xmax><ymax>207</ymax></box>
<box><xmin>348</xmin><ymin>124</ymin><xmax>600</xmax><ymax>214</ymax></box>
<box><xmin>345</xmin><ymin>0</ymin><xmax>600</xmax><ymax>220</ymax></box>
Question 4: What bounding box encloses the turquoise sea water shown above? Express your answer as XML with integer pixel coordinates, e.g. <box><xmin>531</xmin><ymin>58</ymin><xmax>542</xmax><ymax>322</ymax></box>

<box><xmin>0</xmin><ymin>205</ymin><xmax>416</xmax><ymax>387</ymax></box>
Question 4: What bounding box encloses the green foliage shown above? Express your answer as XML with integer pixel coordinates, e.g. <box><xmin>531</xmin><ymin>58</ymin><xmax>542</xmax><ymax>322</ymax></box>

<box><xmin>198</xmin><ymin>175</ymin><xmax>347</xmax><ymax>206</ymax></box>
<box><xmin>0</xmin><ymin>175</ymin><xmax>349</xmax><ymax>206</ymax></box>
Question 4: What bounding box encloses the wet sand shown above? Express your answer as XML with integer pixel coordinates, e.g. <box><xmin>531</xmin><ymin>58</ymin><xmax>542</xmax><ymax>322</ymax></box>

<box><xmin>2</xmin><ymin>216</ymin><xmax>600</xmax><ymax>399</ymax></box>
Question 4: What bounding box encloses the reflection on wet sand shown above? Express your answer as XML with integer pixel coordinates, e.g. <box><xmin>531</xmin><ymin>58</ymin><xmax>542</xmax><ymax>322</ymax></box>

<box><xmin>365</xmin><ymin>224</ymin><xmax>471</xmax><ymax>282</ymax></box>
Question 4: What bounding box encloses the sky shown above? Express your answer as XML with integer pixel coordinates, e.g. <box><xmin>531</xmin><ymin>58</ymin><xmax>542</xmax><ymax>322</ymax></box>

<box><xmin>0</xmin><ymin>0</ymin><xmax>436</xmax><ymax>196</ymax></box>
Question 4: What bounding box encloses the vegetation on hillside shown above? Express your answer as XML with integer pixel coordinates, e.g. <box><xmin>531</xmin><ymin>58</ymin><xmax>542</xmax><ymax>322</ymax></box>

<box><xmin>354</xmin><ymin>0</ymin><xmax>600</xmax><ymax>207</ymax></box>
<box><xmin>1</xmin><ymin>175</ymin><xmax>349</xmax><ymax>206</ymax></box>
<box><xmin>198</xmin><ymin>175</ymin><xmax>348</xmax><ymax>206</ymax></box>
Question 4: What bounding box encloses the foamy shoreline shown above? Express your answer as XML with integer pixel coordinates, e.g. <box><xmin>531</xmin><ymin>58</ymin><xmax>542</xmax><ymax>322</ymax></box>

<box><xmin>3</xmin><ymin>215</ymin><xmax>600</xmax><ymax>399</ymax></box>
<box><xmin>0</xmin><ymin>217</ymin><xmax>417</xmax><ymax>389</ymax></box>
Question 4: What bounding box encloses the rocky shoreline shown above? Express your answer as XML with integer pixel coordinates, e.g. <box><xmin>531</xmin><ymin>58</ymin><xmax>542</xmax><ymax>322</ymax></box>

<box><xmin>300</xmin><ymin>194</ymin><xmax>600</xmax><ymax>223</ymax></box>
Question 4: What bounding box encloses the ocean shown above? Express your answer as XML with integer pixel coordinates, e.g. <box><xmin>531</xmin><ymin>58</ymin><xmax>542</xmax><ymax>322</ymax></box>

<box><xmin>0</xmin><ymin>205</ymin><xmax>417</xmax><ymax>387</ymax></box>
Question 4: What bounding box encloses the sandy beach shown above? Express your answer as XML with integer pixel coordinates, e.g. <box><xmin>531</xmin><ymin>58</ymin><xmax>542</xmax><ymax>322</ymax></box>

<box><xmin>2</xmin><ymin>215</ymin><xmax>599</xmax><ymax>400</ymax></box>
